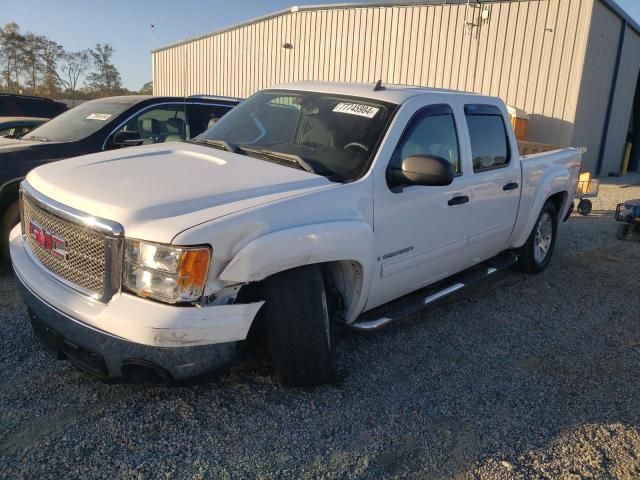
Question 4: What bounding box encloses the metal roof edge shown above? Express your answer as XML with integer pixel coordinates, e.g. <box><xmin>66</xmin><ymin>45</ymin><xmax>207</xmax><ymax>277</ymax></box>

<box><xmin>151</xmin><ymin>0</ymin><xmax>640</xmax><ymax>54</ymax></box>
<box><xmin>150</xmin><ymin>0</ymin><xmax>506</xmax><ymax>54</ymax></box>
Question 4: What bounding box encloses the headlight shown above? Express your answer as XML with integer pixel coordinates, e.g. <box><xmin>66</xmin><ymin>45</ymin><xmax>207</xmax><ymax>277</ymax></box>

<box><xmin>123</xmin><ymin>239</ymin><xmax>211</xmax><ymax>304</ymax></box>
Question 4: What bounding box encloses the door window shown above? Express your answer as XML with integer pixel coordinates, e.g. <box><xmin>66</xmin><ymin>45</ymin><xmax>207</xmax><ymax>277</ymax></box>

<box><xmin>392</xmin><ymin>105</ymin><xmax>461</xmax><ymax>174</ymax></box>
<box><xmin>464</xmin><ymin>105</ymin><xmax>510</xmax><ymax>172</ymax></box>
<box><xmin>109</xmin><ymin>104</ymin><xmax>186</xmax><ymax>146</ymax></box>
<box><xmin>187</xmin><ymin>104</ymin><xmax>235</xmax><ymax>138</ymax></box>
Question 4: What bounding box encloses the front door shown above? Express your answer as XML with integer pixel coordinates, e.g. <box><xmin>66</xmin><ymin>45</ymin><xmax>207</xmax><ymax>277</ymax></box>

<box><xmin>368</xmin><ymin>103</ymin><xmax>473</xmax><ymax>310</ymax></box>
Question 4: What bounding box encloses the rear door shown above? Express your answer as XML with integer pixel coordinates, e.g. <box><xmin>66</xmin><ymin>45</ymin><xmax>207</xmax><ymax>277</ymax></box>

<box><xmin>463</xmin><ymin>105</ymin><xmax>521</xmax><ymax>263</ymax></box>
<box><xmin>368</xmin><ymin>102</ymin><xmax>474</xmax><ymax>309</ymax></box>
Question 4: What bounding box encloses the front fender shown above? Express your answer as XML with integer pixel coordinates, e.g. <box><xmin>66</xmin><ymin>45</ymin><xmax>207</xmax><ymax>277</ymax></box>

<box><xmin>219</xmin><ymin>221</ymin><xmax>375</xmax><ymax>318</ymax></box>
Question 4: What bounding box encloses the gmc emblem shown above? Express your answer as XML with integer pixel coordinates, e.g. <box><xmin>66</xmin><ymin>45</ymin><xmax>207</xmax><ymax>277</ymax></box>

<box><xmin>28</xmin><ymin>221</ymin><xmax>68</xmax><ymax>260</ymax></box>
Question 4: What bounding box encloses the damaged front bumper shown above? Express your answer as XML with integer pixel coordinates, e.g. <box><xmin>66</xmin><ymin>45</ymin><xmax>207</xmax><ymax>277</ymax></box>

<box><xmin>10</xmin><ymin>226</ymin><xmax>264</xmax><ymax>381</ymax></box>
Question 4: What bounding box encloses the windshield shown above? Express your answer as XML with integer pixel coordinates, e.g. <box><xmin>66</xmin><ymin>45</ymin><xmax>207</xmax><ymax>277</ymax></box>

<box><xmin>23</xmin><ymin>100</ymin><xmax>132</xmax><ymax>143</ymax></box>
<box><xmin>196</xmin><ymin>90</ymin><xmax>395</xmax><ymax>181</ymax></box>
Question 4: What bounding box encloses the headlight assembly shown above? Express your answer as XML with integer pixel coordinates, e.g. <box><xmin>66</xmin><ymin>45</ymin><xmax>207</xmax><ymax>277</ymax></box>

<box><xmin>123</xmin><ymin>239</ymin><xmax>211</xmax><ymax>304</ymax></box>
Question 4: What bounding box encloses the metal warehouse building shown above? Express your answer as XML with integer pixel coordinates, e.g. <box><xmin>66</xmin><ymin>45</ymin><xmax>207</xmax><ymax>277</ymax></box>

<box><xmin>152</xmin><ymin>0</ymin><xmax>640</xmax><ymax>175</ymax></box>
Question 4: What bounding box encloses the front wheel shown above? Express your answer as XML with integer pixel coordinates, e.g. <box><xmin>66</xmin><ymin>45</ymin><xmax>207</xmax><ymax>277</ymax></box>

<box><xmin>261</xmin><ymin>264</ymin><xmax>337</xmax><ymax>387</ymax></box>
<box><xmin>513</xmin><ymin>201</ymin><xmax>558</xmax><ymax>274</ymax></box>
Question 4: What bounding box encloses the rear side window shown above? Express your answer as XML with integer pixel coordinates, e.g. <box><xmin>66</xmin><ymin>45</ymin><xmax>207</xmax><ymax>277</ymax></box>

<box><xmin>0</xmin><ymin>99</ymin><xmax>10</xmax><ymax>116</ymax></box>
<box><xmin>13</xmin><ymin>98</ymin><xmax>66</xmax><ymax>118</ymax></box>
<box><xmin>465</xmin><ymin>105</ymin><xmax>510</xmax><ymax>172</ymax></box>
<box><xmin>38</xmin><ymin>101</ymin><xmax>67</xmax><ymax>118</ymax></box>
<box><xmin>17</xmin><ymin>99</ymin><xmax>43</xmax><ymax>116</ymax></box>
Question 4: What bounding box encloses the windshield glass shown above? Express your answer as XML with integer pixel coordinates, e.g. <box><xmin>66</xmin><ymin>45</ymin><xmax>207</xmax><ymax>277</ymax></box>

<box><xmin>196</xmin><ymin>90</ymin><xmax>395</xmax><ymax>181</ymax></box>
<box><xmin>22</xmin><ymin>100</ymin><xmax>132</xmax><ymax>142</ymax></box>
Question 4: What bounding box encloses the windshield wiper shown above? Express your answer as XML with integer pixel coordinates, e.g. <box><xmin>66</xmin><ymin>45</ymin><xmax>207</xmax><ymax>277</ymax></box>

<box><xmin>24</xmin><ymin>135</ymin><xmax>49</xmax><ymax>142</ymax></box>
<box><xmin>237</xmin><ymin>145</ymin><xmax>315</xmax><ymax>174</ymax></box>
<box><xmin>191</xmin><ymin>139</ymin><xmax>236</xmax><ymax>152</ymax></box>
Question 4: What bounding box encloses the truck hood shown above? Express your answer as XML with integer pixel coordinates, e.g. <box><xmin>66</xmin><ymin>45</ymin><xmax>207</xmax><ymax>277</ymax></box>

<box><xmin>27</xmin><ymin>142</ymin><xmax>335</xmax><ymax>243</ymax></box>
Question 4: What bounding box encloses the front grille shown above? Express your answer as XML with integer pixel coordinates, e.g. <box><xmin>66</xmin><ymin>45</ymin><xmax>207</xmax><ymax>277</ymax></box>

<box><xmin>21</xmin><ymin>195</ymin><xmax>107</xmax><ymax>297</ymax></box>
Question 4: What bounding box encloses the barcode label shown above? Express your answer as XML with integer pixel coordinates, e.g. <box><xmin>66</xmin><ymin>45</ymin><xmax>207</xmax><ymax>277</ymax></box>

<box><xmin>332</xmin><ymin>103</ymin><xmax>380</xmax><ymax>118</ymax></box>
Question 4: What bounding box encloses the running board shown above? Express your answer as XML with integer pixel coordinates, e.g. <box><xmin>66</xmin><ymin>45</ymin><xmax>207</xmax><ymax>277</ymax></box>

<box><xmin>349</xmin><ymin>252</ymin><xmax>517</xmax><ymax>332</ymax></box>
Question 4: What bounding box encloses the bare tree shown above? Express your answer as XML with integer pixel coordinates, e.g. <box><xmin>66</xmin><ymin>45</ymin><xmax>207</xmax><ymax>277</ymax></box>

<box><xmin>40</xmin><ymin>39</ymin><xmax>65</xmax><ymax>96</ymax></box>
<box><xmin>86</xmin><ymin>43</ymin><xmax>122</xmax><ymax>95</ymax></box>
<box><xmin>21</xmin><ymin>34</ymin><xmax>46</xmax><ymax>93</ymax></box>
<box><xmin>0</xmin><ymin>24</ymin><xmax>129</xmax><ymax>99</ymax></box>
<box><xmin>57</xmin><ymin>50</ymin><xmax>91</xmax><ymax>99</ymax></box>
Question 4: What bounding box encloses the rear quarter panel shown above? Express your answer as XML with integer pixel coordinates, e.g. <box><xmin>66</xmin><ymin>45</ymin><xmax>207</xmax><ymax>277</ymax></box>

<box><xmin>509</xmin><ymin>148</ymin><xmax>582</xmax><ymax>248</ymax></box>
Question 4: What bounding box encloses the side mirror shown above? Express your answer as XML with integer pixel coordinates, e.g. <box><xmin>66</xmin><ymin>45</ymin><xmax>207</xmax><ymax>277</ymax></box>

<box><xmin>113</xmin><ymin>130</ymin><xmax>144</xmax><ymax>147</ymax></box>
<box><xmin>387</xmin><ymin>154</ymin><xmax>454</xmax><ymax>188</ymax></box>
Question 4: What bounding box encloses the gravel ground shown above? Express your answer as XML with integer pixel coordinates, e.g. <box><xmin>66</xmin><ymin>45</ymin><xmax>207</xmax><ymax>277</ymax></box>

<box><xmin>1</xmin><ymin>176</ymin><xmax>639</xmax><ymax>479</ymax></box>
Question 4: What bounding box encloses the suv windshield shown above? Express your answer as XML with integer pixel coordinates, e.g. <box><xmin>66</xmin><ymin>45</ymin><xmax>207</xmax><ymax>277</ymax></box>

<box><xmin>22</xmin><ymin>100</ymin><xmax>132</xmax><ymax>143</ymax></box>
<box><xmin>196</xmin><ymin>90</ymin><xmax>395</xmax><ymax>182</ymax></box>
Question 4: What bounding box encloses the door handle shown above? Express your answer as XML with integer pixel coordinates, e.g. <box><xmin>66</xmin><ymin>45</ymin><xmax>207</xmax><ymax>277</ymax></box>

<box><xmin>448</xmin><ymin>195</ymin><xmax>470</xmax><ymax>206</ymax></box>
<box><xmin>503</xmin><ymin>182</ymin><xmax>519</xmax><ymax>191</ymax></box>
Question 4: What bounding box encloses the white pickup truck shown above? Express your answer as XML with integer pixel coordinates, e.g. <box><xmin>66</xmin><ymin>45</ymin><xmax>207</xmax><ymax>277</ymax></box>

<box><xmin>10</xmin><ymin>82</ymin><xmax>582</xmax><ymax>386</ymax></box>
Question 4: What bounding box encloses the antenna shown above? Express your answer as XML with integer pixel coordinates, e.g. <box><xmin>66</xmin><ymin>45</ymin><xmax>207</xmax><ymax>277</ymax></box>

<box><xmin>373</xmin><ymin>79</ymin><xmax>385</xmax><ymax>91</ymax></box>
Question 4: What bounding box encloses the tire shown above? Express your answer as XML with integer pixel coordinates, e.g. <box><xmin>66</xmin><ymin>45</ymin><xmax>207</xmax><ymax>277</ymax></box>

<box><xmin>261</xmin><ymin>264</ymin><xmax>337</xmax><ymax>387</ymax></box>
<box><xmin>0</xmin><ymin>201</ymin><xmax>20</xmax><ymax>262</ymax></box>
<box><xmin>513</xmin><ymin>201</ymin><xmax>558</xmax><ymax>274</ymax></box>
<box><xmin>616</xmin><ymin>223</ymin><xmax>630</xmax><ymax>241</ymax></box>
<box><xmin>577</xmin><ymin>199</ymin><xmax>592</xmax><ymax>216</ymax></box>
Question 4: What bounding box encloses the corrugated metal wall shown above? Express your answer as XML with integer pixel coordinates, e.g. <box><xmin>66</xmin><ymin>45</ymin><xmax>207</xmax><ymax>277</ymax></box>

<box><xmin>571</xmin><ymin>0</ymin><xmax>624</xmax><ymax>173</ymax></box>
<box><xmin>598</xmin><ymin>26</ymin><xmax>640</xmax><ymax>174</ymax></box>
<box><xmin>152</xmin><ymin>0</ymin><xmax>597</xmax><ymax>155</ymax></box>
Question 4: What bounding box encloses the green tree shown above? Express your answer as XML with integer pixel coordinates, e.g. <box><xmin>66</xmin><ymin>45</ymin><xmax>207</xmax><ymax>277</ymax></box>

<box><xmin>40</xmin><ymin>39</ymin><xmax>65</xmax><ymax>96</ymax></box>
<box><xmin>21</xmin><ymin>33</ymin><xmax>47</xmax><ymax>93</ymax></box>
<box><xmin>139</xmin><ymin>81</ymin><xmax>153</xmax><ymax>94</ymax></box>
<box><xmin>0</xmin><ymin>23</ymin><xmax>26</xmax><ymax>92</ymax></box>
<box><xmin>86</xmin><ymin>43</ymin><xmax>122</xmax><ymax>95</ymax></box>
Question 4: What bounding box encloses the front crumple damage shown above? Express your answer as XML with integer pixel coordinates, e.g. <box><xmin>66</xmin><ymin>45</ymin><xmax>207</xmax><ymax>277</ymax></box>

<box><xmin>149</xmin><ymin>301</ymin><xmax>265</xmax><ymax>347</ymax></box>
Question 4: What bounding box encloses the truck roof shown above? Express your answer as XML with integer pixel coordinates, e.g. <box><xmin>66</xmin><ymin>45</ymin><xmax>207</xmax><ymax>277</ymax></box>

<box><xmin>270</xmin><ymin>81</ymin><xmax>488</xmax><ymax>105</ymax></box>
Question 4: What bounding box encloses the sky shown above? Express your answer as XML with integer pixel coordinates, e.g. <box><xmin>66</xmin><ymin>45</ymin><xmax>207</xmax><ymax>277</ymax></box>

<box><xmin>3</xmin><ymin>0</ymin><xmax>640</xmax><ymax>91</ymax></box>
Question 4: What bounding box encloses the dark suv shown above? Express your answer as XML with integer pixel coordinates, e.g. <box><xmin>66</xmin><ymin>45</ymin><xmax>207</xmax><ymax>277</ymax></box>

<box><xmin>0</xmin><ymin>94</ymin><xmax>241</xmax><ymax>260</ymax></box>
<box><xmin>0</xmin><ymin>93</ymin><xmax>68</xmax><ymax>118</ymax></box>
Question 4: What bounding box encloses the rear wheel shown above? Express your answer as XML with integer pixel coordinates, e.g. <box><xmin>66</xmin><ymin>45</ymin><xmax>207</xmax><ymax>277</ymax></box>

<box><xmin>261</xmin><ymin>264</ymin><xmax>337</xmax><ymax>387</ymax></box>
<box><xmin>577</xmin><ymin>199</ymin><xmax>592</xmax><ymax>216</ymax></box>
<box><xmin>0</xmin><ymin>201</ymin><xmax>20</xmax><ymax>262</ymax></box>
<box><xmin>513</xmin><ymin>201</ymin><xmax>558</xmax><ymax>274</ymax></box>
<box><xmin>616</xmin><ymin>223</ymin><xmax>630</xmax><ymax>241</ymax></box>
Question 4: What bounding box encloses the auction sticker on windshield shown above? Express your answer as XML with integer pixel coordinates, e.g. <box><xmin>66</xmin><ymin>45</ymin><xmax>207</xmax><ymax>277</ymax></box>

<box><xmin>333</xmin><ymin>103</ymin><xmax>380</xmax><ymax>118</ymax></box>
<box><xmin>85</xmin><ymin>113</ymin><xmax>112</xmax><ymax>121</ymax></box>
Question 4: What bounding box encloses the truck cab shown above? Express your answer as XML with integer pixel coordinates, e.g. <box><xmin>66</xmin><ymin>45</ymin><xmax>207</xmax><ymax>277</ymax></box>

<box><xmin>9</xmin><ymin>82</ymin><xmax>582</xmax><ymax>387</ymax></box>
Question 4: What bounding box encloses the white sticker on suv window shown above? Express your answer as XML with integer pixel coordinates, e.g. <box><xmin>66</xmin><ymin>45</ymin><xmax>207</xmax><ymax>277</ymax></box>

<box><xmin>85</xmin><ymin>113</ymin><xmax>112</xmax><ymax>121</ymax></box>
<box><xmin>333</xmin><ymin>103</ymin><xmax>380</xmax><ymax>118</ymax></box>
